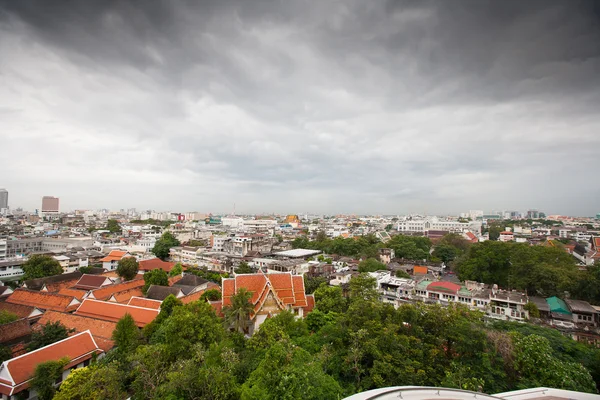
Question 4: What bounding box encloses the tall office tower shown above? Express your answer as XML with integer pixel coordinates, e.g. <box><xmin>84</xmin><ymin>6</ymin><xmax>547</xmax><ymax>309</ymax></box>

<box><xmin>0</xmin><ymin>189</ymin><xmax>7</xmax><ymax>210</ymax></box>
<box><xmin>41</xmin><ymin>196</ymin><xmax>60</xmax><ymax>215</ymax></box>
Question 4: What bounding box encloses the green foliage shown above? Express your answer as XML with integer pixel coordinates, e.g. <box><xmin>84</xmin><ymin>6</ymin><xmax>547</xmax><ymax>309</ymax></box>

<box><xmin>358</xmin><ymin>258</ymin><xmax>387</xmax><ymax>273</ymax></box>
<box><xmin>235</xmin><ymin>261</ymin><xmax>254</xmax><ymax>274</ymax></box>
<box><xmin>223</xmin><ymin>288</ymin><xmax>254</xmax><ymax>334</ymax></box>
<box><xmin>54</xmin><ymin>362</ymin><xmax>127</xmax><ymax>400</ymax></box>
<box><xmin>387</xmin><ymin>235</ymin><xmax>431</xmax><ymax>260</ymax></box>
<box><xmin>28</xmin><ymin>321</ymin><xmax>72</xmax><ymax>351</ymax></box>
<box><xmin>0</xmin><ymin>345</ymin><xmax>11</xmax><ymax>363</ymax></box>
<box><xmin>314</xmin><ymin>284</ymin><xmax>347</xmax><ymax>313</ymax></box>
<box><xmin>512</xmin><ymin>334</ymin><xmax>596</xmax><ymax>392</ymax></box>
<box><xmin>395</xmin><ymin>270</ymin><xmax>411</xmax><ymax>279</ymax></box>
<box><xmin>524</xmin><ymin>302</ymin><xmax>540</xmax><ymax>318</ymax></box>
<box><xmin>187</xmin><ymin>267</ymin><xmax>228</xmax><ymax>284</ymax></box>
<box><xmin>432</xmin><ymin>244</ymin><xmax>459</xmax><ymax>264</ymax></box>
<box><xmin>186</xmin><ymin>239</ymin><xmax>207</xmax><ymax>247</ymax></box>
<box><xmin>113</xmin><ymin>314</ymin><xmax>141</xmax><ymax>356</ymax></box>
<box><xmin>304</xmin><ymin>275</ymin><xmax>328</xmax><ymax>294</ymax></box>
<box><xmin>151</xmin><ymin>232</ymin><xmax>181</xmax><ymax>260</ymax></box>
<box><xmin>292</xmin><ymin>234</ymin><xmax>383</xmax><ymax>259</ymax></box>
<box><xmin>22</xmin><ymin>254</ymin><xmax>63</xmax><ymax>280</ymax></box>
<box><xmin>116</xmin><ymin>257</ymin><xmax>139</xmax><ymax>281</ymax></box>
<box><xmin>142</xmin><ymin>269</ymin><xmax>169</xmax><ymax>294</ymax></box>
<box><xmin>30</xmin><ymin>358</ymin><xmax>69</xmax><ymax>400</ymax></box>
<box><xmin>241</xmin><ymin>341</ymin><xmax>342</xmax><ymax>400</ymax></box>
<box><xmin>77</xmin><ymin>266</ymin><xmax>95</xmax><ymax>274</ymax></box>
<box><xmin>0</xmin><ymin>310</ymin><xmax>18</xmax><ymax>325</ymax></box>
<box><xmin>201</xmin><ymin>288</ymin><xmax>222</xmax><ymax>302</ymax></box>
<box><xmin>169</xmin><ymin>263</ymin><xmax>183</xmax><ymax>277</ymax></box>
<box><xmin>130</xmin><ymin>218</ymin><xmax>174</xmax><ymax>227</ymax></box>
<box><xmin>455</xmin><ymin>241</ymin><xmax>579</xmax><ymax>296</ymax></box>
<box><xmin>106</xmin><ymin>219</ymin><xmax>121</xmax><ymax>234</ymax></box>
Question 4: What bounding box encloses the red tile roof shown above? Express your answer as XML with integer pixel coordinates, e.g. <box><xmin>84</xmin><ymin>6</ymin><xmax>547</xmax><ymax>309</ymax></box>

<box><xmin>73</xmin><ymin>274</ymin><xmax>114</xmax><ymax>290</ymax></box>
<box><xmin>0</xmin><ymin>331</ymin><xmax>102</xmax><ymax>396</ymax></box>
<box><xmin>594</xmin><ymin>237</ymin><xmax>600</xmax><ymax>250</ymax></box>
<box><xmin>99</xmin><ymin>250</ymin><xmax>128</xmax><ymax>263</ymax></box>
<box><xmin>127</xmin><ymin>297</ymin><xmax>162</xmax><ymax>309</ymax></box>
<box><xmin>0</xmin><ymin>302</ymin><xmax>41</xmax><ymax>320</ymax></box>
<box><xmin>139</xmin><ymin>258</ymin><xmax>176</xmax><ymax>272</ymax></box>
<box><xmin>44</xmin><ymin>278</ymin><xmax>83</xmax><ymax>293</ymax></box>
<box><xmin>90</xmin><ymin>279</ymin><xmax>144</xmax><ymax>301</ymax></box>
<box><xmin>75</xmin><ymin>299</ymin><xmax>159</xmax><ymax>327</ymax></box>
<box><xmin>180</xmin><ymin>282</ymin><xmax>220</xmax><ymax>304</ymax></box>
<box><xmin>57</xmin><ymin>288</ymin><xmax>89</xmax><ymax>300</ymax></box>
<box><xmin>209</xmin><ymin>300</ymin><xmax>223</xmax><ymax>317</ymax></box>
<box><xmin>110</xmin><ymin>287</ymin><xmax>144</xmax><ymax>303</ymax></box>
<box><xmin>6</xmin><ymin>289</ymin><xmax>80</xmax><ymax>312</ymax></box>
<box><xmin>303</xmin><ymin>294</ymin><xmax>315</xmax><ymax>314</ymax></box>
<box><xmin>221</xmin><ymin>273</ymin><xmax>309</xmax><ymax>318</ymax></box>
<box><xmin>34</xmin><ymin>311</ymin><xmax>117</xmax><ymax>352</ymax></box>
<box><xmin>0</xmin><ymin>319</ymin><xmax>31</xmax><ymax>344</ymax></box>
<box><xmin>500</xmin><ymin>231</ymin><xmax>513</xmax><ymax>235</ymax></box>
<box><xmin>427</xmin><ymin>281</ymin><xmax>462</xmax><ymax>294</ymax></box>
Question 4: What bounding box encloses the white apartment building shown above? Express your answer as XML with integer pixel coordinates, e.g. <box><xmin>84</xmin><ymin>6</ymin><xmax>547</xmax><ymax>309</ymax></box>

<box><xmin>222</xmin><ymin>216</ymin><xmax>244</xmax><ymax>229</ymax></box>
<box><xmin>242</xmin><ymin>219</ymin><xmax>278</xmax><ymax>231</ymax></box>
<box><xmin>0</xmin><ymin>239</ymin><xmax>6</xmax><ymax>260</ymax></box>
<box><xmin>397</xmin><ymin>216</ymin><xmax>481</xmax><ymax>234</ymax></box>
<box><xmin>137</xmin><ymin>237</ymin><xmax>157</xmax><ymax>252</ymax></box>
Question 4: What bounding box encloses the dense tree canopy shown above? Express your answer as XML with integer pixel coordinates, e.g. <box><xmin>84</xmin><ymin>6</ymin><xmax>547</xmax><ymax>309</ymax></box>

<box><xmin>28</xmin><ymin>321</ymin><xmax>72</xmax><ymax>351</ymax></box>
<box><xmin>142</xmin><ymin>269</ymin><xmax>169</xmax><ymax>294</ymax></box>
<box><xmin>106</xmin><ymin>219</ymin><xmax>121</xmax><ymax>234</ymax></box>
<box><xmin>455</xmin><ymin>241</ymin><xmax>580</xmax><ymax>297</ymax></box>
<box><xmin>116</xmin><ymin>257</ymin><xmax>139</xmax><ymax>281</ymax></box>
<box><xmin>169</xmin><ymin>262</ymin><xmax>183</xmax><ymax>277</ymax></box>
<box><xmin>151</xmin><ymin>231</ymin><xmax>181</xmax><ymax>260</ymax></box>
<box><xmin>56</xmin><ymin>271</ymin><xmax>600</xmax><ymax>399</ymax></box>
<box><xmin>22</xmin><ymin>254</ymin><xmax>63</xmax><ymax>280</ymax></box>
<box><xmin>235</xmin><ymin>262</ymin><xmax>253</xmax><ymax>274</ymax></box>
<box><xmin>0</xmin><ymin>310</ymin><xmax>18</xmax><ymax>325</ymax></box>
<box><xmin>358</xmin><ymin>258</ymin><xmax>387</xmax><ymax>273</ymax></box>
<box><xmin>31</xmin><ymin>358</ymin><xmax>69</xmax><ymax>400</ymax></box>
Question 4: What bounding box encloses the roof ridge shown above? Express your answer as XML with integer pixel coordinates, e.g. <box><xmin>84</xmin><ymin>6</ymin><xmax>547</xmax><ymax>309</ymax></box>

<box><xmin>4</xmin><ymin>330</ymin><xmax>93</xmax><ymax>364</ymax></box>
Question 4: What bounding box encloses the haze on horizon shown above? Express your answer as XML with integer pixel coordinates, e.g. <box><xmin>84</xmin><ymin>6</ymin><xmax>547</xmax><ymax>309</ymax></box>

<box><xmin>1</xmin><ymin>0</ymin><xmax>599</xmax><ymax>216</ymax></box>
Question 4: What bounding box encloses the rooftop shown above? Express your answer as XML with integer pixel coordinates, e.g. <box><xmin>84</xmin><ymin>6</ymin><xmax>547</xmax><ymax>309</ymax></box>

<box><xmin>273</xmin><ymin>249</ymin><xmax>321</xmax><ymax>258</ymax></box>
<box><xmin>75</xmin><ymin>299</ymin><xmax>159</xmax><ymax>327</ymax></box>
<box><xmin>6</xmin><ymin>289</ymin><xmax>80</xmax><ymax>312</ymax></box>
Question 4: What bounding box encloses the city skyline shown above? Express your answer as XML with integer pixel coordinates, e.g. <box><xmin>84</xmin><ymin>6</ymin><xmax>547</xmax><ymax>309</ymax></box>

<box><xmin>1</xmin><ymin>1</ymin><xmax>599</xmax><ymax>215</ymax></box>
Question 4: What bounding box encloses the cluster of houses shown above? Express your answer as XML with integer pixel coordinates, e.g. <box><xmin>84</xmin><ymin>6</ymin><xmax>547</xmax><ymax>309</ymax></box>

<box><xmin>0</xmin><ymin>253</ymin><xmax>314</xmax><ymax>399</ymax></box>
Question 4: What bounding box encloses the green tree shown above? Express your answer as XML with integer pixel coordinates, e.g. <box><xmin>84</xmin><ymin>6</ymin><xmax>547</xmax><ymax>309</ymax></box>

<box><xmin>395</xmin><ymin>270</ymin><xmax>411</xmax><ymax>279</ymax></box>
<box><xmin>142</xmin><ymin>269</ymin><xmax>169</xmax><ymax>294</ymax></box>
<box><xmin>201</xmin><ymin>288</ymin><xmax>222</xmax><ymax>302</ymax></box>
<box><xmin>106</xmin><ymin>219</ymin><xmax>121</xmax><ymax>234</ymax></box>
<box><xmin>432</xmin><ymin>244</ymin><xmax>459</xmax><ymax>264</ymax></box>
<box><xmin>169</xmin><ymin>262</ymin><xmax>183</xmax><ymax>277</ymax></box>
<box><xmin>22</xmin><ymin>254</ymin><xmax>63</xmax><ymax>280</ymax></box>
<box><xmin>151</xmin><ymin>232</ymin><xmax>181</xmax><ymax>260</ymax></box>
<box><xmin>241</xmin><ymin>342</ymin><xmax>342</xmax><ymax>400</ymax></box>
<box><xmin>223</xmin><ymin>288</ymin><xmax>254</xmax><ymax>334</ymax></box>
<box><xmin>28</xmin><ymin>321</ymin><xmax>72</xmax><ymax>351</ymax></box>
<box><xmin>358</xmin><ymin>258</ymin><xmax>387</xmax><ymax>273</ymax></box>
<box><xmin>524</xmin><ymin>302</ymin><xmax>540</xmax><ymax>318</ymax></box>
<box><xmin>314</xmin><ymin>284</ymin><xmax>347</xmax><ymax>313</ymax></box>
<box><xmin>113</xmin><ymin>313</ymin><xmax>141</xmax><ymax>356</ymax></box>
<box><xmin>304</xmin><ymin>275</ymin><xmax>328</xmax><ymax>294</ymax></box>
<box><xmin>30</xmin><ymin>358</ymin><xmax>69</xmax><ymax>400</ymax></box>
<box><xmin>0</xmin><ymin>345</ymin><xmax>11</xmax><ymax>363</ymax></box>
<box><xmin>387</xmin><ymin>235</ymin><xmax>431</xmax><ymax>260</ymax></box>
<box><xmin>116</xmin><ymin>257</ymin><xmax>139</xmax><ymax>281</ymax></box>
<box><xmin>235</xmin><ymin>261</ymin><xmax>253</xmax><ymax>274</ymax></box>
<box><xmin>0</xmin><ymin>310</ymin><xmax>18</xmax><ymax>325</ymax></box>
<box><xmin>53</xmin><ymin>363</ymin><xmax>127</xmax><ymax>400</ymax></box>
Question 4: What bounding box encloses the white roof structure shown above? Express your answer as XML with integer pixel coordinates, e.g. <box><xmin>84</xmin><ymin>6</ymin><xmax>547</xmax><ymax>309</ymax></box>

<box><xmin>272</xmin><ymin>249</ymin><xmax>321</xmax><ymax>258</ymax></box>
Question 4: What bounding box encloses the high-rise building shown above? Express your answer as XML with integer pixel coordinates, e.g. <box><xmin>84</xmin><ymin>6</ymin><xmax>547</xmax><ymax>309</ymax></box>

<box><xmin>41</xmin><ymin>196</ymin><xmax>60</xmax><ymax>215</ymax></box>
<box><xmin>0</xmin><ymin>189</ymin><xmax>7</xmax><ymax>210</ymax></box>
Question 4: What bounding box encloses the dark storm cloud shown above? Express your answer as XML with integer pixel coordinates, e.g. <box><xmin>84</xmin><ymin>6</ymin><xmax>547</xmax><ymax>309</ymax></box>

<box><xmin>0</xmin><ymin>0</ymin><xmax>599</xmax><ymax>214</ymax></box>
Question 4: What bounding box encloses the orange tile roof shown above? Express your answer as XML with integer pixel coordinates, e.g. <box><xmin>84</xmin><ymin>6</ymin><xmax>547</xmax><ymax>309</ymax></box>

<box><xmin>594</xmin><ymin>237</ymin><xmax>600</xmax><ymax>250</ymax></box>
<box><xmin>57</xmin><ymin>288</ymin><xmax>89</xmax><ymax>300</ymax></box>
<box><xmin>99</xmin><ymin>250</ymin><xmax>128</xmax><ymax>262</ymax></box>
<box><xmin>209</xmin><ymin>300</ymin><xmax>223</xmax><ymax>317</ymax></box>
<box><xmin>168</xmin><ymin>274</ymin><xmax>183</xmax><ymax>286</ymax></box>
<box><xmin>0</xmin><ymin>302</ymin><xmax>40</xmax><ymax>320</ymax></box>
<box><xmin>303</xmin><ymin>294</ymin><xmax>315</xmax><ymax>313</ymax></box>
<box><xmin>90</xmin><ymin>279</ymin><xmax>144</xmax><ymax>301</ymax></box>
<box><xmin>127</xmin><ymin>297</ymin><xmax>162</xmax><ymax>310</ymax></box>
<box><xmin>35</xmin><ymin>311</ymin><xmax>117</xmax><ymax>351</ymax></box>
<box><xmin>111</xmin><ymin>287</ymin><xmax>144</xmax><ymax>303</ymax></box>
<box><xmin>44</xmin><ymin>278</ymin><xmax>83</xmax><ymax>293</ymax></box>
<box><xmin>222</xmin><ymin>273</ymin><xmax>308</xmax><ymax>318</ymax></box>
<box><xmin>75</xmin><ymin>299</ymin><xmax>159</xmax><ymax>327</ymax></box>
<box><xmin>0</xmin><ymin>331</ymin><xmax>102</xmax><ymax>396</ymax></box>
<box><xmin>180</xmin><ymin>282</ymin><xmax>220</xmax><ymax>304</ymax></box>
<box><xmin>139</xmin><ymin>258</ymin><xmax>176</xmax><ymax>272</ymax></box>
<box><xmin>6</xmin><ymin>289</ymin><xmax>80</xmax><ymax>312</ymax></box>
<box><xmin>0</xmin><ymin>319</ymin><xmax>31</xmax><ymax>344</ymax></box>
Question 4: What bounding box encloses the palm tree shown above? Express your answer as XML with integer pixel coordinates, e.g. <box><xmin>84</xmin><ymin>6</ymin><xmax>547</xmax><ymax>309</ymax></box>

<box><xmin>223</xmin><ymin>288</ymin><xmax>254</xmax><ymax>334</ymax></box>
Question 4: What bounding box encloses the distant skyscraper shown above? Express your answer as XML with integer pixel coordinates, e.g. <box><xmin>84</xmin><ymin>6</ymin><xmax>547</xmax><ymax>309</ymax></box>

<box><xmin>0</xmin><ymin>189</ymin><xmax>7</xmax><ymax>210</ymax></box>
<box><xmin>41</xmin><ymin>196</ymin><xmax>60</xmax><ymax>214</ymax></box>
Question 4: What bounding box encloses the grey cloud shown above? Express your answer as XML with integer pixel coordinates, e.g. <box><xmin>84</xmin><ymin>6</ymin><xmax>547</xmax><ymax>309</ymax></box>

<box><xmin>0</xmin><ymin>0</ymin><xmax>599</xmax><ymax>215</ymax></box>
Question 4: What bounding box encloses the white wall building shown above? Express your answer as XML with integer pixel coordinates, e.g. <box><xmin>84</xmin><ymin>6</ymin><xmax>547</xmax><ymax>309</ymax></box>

<box><xmin>397</xmin><ymin>216</ymin><xmax>480</xmax><ymax>234</ymax></box>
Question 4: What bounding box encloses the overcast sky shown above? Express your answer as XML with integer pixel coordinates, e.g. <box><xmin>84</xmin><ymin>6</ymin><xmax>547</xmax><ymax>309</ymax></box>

<box><xmin>1</xmin><ymin>1</ymin><xmax>599</xmax><ymax>216</ymax></box>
